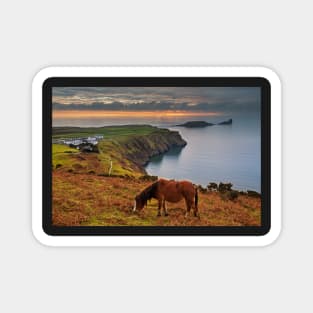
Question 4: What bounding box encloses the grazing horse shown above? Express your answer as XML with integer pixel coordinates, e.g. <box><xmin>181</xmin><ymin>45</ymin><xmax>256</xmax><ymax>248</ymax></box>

<box><xmin>133</xmin><ymin>178</ymin><xmax>199</xmax><ymax>218</ymax></box>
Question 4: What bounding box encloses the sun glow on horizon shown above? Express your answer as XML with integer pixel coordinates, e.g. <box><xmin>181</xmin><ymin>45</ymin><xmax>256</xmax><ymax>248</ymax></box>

<box><xmin>53</xmin><ymin>110</ymin><xmax>222</xmax><ymax>119</ymax></box>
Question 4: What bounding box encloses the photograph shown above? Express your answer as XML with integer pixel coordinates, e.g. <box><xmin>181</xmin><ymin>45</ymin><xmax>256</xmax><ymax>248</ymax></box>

<box><xmin>52</xmin><ymin>86</ymin><xmax>262</xmax><ymax>227</ymax></box>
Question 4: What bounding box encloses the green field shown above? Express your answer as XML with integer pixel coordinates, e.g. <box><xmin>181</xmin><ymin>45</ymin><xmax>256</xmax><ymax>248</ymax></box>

<box><xmin>52</xmin><ymin>125</ymin><xmax>167</xmax><ymax>139</ymax></box>
<box><xmin>52</xmin><ymin>125</ymin><xmax>185</xmax><ymax>177</ymax></box>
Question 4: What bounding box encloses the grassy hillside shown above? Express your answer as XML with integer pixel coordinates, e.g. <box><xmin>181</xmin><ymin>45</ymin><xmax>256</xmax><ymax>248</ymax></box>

<box><xmin>52</xmin><ymin>125</ymin><xmax>186</xmax><ymax>177</ymax></box>
<box><xmin>53</xmin><ymin>172</ymin><xmax>261</xmax><ymax>226</ymax></box>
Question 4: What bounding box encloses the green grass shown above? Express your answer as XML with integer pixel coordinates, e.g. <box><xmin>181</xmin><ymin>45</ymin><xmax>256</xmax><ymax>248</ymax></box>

<box><xmin>52</xmin><ymin>125</ymin><xmax>167</xmax><ymax>139</ymax></box>
<box><xmin>52</xmin><ymin>125</ymin><xmax>175</xmax><ymax>177</ymax></box>
<box><xmin>52</xmin><ymin>144</ymin><xmax>78</xmax><ymax>154</ymax></box>
<box><xmin>52</xmin><ymin>144</ymin><xmax>79</xmax><ymax>169</ymax></box>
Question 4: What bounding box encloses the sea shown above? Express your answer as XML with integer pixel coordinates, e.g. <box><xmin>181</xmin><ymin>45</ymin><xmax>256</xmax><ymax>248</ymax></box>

<box><xmin>53</xmin><ymin>113</ymin><xmax>261</xmax><ymax>192</ymax></box>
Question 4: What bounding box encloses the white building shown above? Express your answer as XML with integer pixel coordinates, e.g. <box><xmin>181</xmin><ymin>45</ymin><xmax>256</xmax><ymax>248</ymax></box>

<box><xmin>56</xmin><ymin>134</ymin><xmax>103</xmax><ymax>147</ymax></box>
<box><xmin>63</xmin><ymin>139</ymin><xmax>83</xmax><ymax>146</ymax></box>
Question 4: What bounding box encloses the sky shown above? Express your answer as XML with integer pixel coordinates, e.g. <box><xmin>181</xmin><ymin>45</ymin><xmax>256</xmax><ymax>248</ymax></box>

<box><xmin>52</xmin><ymin>87</ymin><xmax>260</xmax><ymax>114</ymax></box>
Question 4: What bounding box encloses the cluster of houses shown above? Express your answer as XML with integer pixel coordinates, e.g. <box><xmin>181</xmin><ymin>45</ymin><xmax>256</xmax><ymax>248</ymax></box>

<box><xmin>53</xmin><ymin>134</ymin><xmax>104</xmax><ymax>152</ymax></box>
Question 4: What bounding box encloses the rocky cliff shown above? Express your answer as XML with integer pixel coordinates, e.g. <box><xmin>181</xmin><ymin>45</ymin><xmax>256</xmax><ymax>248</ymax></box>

<box><xmin>122</xmin><ymin>129</ymin><xmax>187</xmax><ymax>167</ymax></box>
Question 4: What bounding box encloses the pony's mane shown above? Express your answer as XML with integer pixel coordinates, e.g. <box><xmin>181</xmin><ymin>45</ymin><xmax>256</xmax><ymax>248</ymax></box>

<box><xmin>138</xmin><ymin>181</ymin><xmax>158</xmax><ymax>206</ymax></box>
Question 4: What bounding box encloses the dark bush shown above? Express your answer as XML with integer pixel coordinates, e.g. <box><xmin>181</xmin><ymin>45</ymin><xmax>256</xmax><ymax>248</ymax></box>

<box><xmin>220</xmin><ymin>190</ymin><xmax>239</xmax><ymax>201</ymax></box>
<box><xmin>247</xmin><ymin>190</ymin><xmax>261</xmax><ymax>198</ymax></box>
<box><xmin>56</xmin><ymin>164</ymin><xmax>62</xmax><ymax>169</ymax></box>
<box><xmin>197</xmin><ymin>184</ymin><xmax>207</xmax><ymax>193</ymax></box>
<box><xmin>207</xmin><ymin>182</ymin><xmax>218</xmax><ymax>191</ymax></box>
<box><xmin>228</xmin><ymin>190</ymin><xmax>239</xmax><ymax>201</ymax></box>
<box><xmin>218</xmin><ymin>182</ymin><xmax>233</xmax><ymax>192</ymax></box>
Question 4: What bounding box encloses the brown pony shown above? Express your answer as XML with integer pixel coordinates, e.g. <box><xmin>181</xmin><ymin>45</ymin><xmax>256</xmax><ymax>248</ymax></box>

<box><xmin>133</xmin><ymin>178</ymin><xmax>199</xmax><ymax>218</ymax></box>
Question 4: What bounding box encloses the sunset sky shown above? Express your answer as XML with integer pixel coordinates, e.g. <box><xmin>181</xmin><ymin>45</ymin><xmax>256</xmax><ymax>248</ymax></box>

<box><xmin>52</xmin><ymin>87</ymin><xmax>260</xmax><ymax>115</ymax></box>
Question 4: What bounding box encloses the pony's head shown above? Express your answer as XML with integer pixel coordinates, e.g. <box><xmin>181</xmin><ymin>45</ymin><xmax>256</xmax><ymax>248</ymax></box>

<box><xmin>133</xmin><ymin>194</ymin><xmax>147</xmax><ymax>212</ymax></box>
<box><xmin>133</xmin><ymin>181</ymin><xmax>158</xmax><ymax>212</ymax></box>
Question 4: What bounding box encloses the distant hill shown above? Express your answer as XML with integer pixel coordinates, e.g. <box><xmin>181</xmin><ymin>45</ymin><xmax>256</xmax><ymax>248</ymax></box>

<box><xmin>218</xmin><ymin>118</ymin><xmax>232</xmax><ymax>125</ymax></box>
<box><xmin>176</xmin><ymin>119</ymin><xmax>232</xmax><ymax>128</ymax></box>
<box><xmin>175</xmin><ymin>121</ymin><xmax>214</xmax><ymax>128</ymax></box>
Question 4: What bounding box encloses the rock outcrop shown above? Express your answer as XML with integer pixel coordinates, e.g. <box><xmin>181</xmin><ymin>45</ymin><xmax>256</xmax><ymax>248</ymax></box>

<box><xmin>176</xmin><ymin>119</ymin><xmax>232</xmax><ymax>127</ymax></box>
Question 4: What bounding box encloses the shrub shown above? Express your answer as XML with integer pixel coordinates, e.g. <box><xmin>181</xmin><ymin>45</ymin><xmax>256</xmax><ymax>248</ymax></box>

<box><xmin>220</xmin><ymin>190</ymin><xmax>239</xmax><ymax>201</ymax></box>
<box><xmin>218</xmin><ymin>182</ymin><xmax>233</xmax><ymax>192</ymax></box>
<box><xmin>207</xmin><ymin>182</ymin><xmax>218</xmax><ymax>191</ymax></box>
<box><xmin>56</xmin><ymin>164</ymin><xmax>62</xmax><ymax>169</ymax></box>
<box><xmin>197</xmin><ymin>184</ymin><xmax>207</xmax><ymax>193</ymax></box>
<box><xmin>247</xmin><ymin>190</ymin><xmax>261</xmax><ymax>198</ymax></box>
<box><xmin>228</xmin><ymin>190</ymin><xmax>239</xmax><ymax>201</ymax></box>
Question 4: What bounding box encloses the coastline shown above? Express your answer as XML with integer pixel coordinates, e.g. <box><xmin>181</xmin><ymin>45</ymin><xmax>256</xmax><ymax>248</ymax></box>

<box><xmin>52</xmin><ymin>125</ymin><xmax>187</xmax><ymax>177</ymax></box>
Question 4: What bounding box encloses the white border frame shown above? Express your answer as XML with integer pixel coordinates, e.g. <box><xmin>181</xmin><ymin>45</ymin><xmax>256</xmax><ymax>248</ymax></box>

<box><xmin>32</xmin><ymin>67</ymin><xmax>281</xmax><ymax>247</ymax></box>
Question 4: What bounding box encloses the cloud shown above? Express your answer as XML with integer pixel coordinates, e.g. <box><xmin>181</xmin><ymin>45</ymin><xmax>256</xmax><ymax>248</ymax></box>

<box><xmin>52</xmin><ymin>87</ymin><xmax>260</xmax><ymax>114</ymax></box>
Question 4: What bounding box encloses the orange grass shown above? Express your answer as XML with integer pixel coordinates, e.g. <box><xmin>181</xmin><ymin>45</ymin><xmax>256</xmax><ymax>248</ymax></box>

<box><xmin>52</xmin><ymin>171</ymin><xmax>261</xmax><ymax>227</ymax></box>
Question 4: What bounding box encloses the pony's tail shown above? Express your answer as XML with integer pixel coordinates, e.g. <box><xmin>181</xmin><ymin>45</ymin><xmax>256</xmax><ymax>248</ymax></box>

<box><xmin>194</xmin><ymin>186</ymin><xmax>198</xmax><ymax>210</ymax></box>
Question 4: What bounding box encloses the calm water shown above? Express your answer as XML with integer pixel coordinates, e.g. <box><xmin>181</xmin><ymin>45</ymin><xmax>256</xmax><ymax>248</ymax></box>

<box><xmin>54</xmin><ymin>114</ymin><xmax>261</xmax><ymax>192</ymax></box>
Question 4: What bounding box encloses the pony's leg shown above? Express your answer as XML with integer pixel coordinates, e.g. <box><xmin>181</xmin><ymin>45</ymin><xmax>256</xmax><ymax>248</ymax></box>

<box><xmin>163</xmin><ymin>199</ymin><xmax>168</xmax><ymax>216</ymax></box>
<box><xmin>184</xmin><ymin>199</ymin><xmax>191</xmax><ymax>218</ymax></box>
<box><xmin>157</xmin><ymin>199</ymin><xmax>162</xmax><ymax>217</ymax></box>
